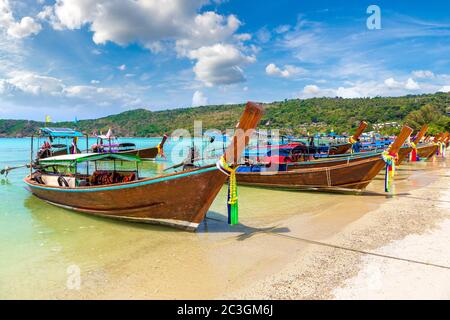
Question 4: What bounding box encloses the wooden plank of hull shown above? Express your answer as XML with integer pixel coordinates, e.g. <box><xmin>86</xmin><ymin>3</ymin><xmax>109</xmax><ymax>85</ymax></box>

<box><xmin>236</xmin><ymin>157</ymin><xmax>385</xmax><ymax>191</ymax></box>
<box><xmin>24</xmin><ymin>165</ymin><xmax>226</xmax><ymax>230</ymax></box>
<box><xmin>118</xmin><ymin>147</ymin><xmax>159</xmax><ymax>159</ymax></box>
<box><xmin>288</xmin><ymin>152</ymin><xmax>381</xmax><ymax>170</ymax></box>
<box><xmin>328</xmin><ymin>121</ymin><xmax>368</xmax><ymax>155</ymax></box>
<box><xmin>397</xmin><ymin>146</ymin><xmax>412</xmax><ymax>165</ymax></box>
<box><xmin>328</xmin><ymin>143</ymin><xmax>352</xmax><ymax>155</ymax></box>
<box><xmin>417</xmin><ymin>144</ymin><xmax>438</xmax><ymax>159</ymax></box>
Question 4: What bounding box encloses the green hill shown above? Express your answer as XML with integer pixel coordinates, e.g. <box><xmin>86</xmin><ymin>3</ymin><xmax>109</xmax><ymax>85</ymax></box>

<box><xmin>1</xmin><ymin>92</ymin><xmax>449</xmax><ymax>137</ymax></box>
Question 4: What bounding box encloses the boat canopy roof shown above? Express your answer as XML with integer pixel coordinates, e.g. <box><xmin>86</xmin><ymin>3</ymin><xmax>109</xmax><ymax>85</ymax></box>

<box><xmin>39</xmin><ymin>153</ymin><xmax>141</xmax><ymax>165</ymax></box>
<box><xmin>40</xmin><ymin>127</ymin><xmax>84</xmax><ymax>138</ymax></box>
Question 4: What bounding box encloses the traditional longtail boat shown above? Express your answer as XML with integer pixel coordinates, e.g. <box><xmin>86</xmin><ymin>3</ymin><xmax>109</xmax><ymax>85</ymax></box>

<box><xmin>397</xmin><ymin>124</ymin><xmax>428</xmax><ymax>164</ymax></box>
<box><xmin>287</xmin><ymin>151</ymin><xmax>382</xmax><ymax>170</ymax></box>
<box><xmin>235</xmin><ymin>125</ymin><xmax>412</xmax><ymax>191</ymax></box>
<box><xmin>328</xmin><ymin>121</ymin><xmax>368</xmax><ymax>155</ymax></box>
<box><xmin>35</xmin><ymin>128</ymin><xmax>87</xmax><ymax>159</ymax></box>
<box><xmin>251</xmin><ymin>121</ymin><xmax>369</xmax><ymax>158</ymax></box>
<box><xmin>91</xmin><ymin>133</ymin><xmax>168</xmax><ymax>160</ymax></box>
<box><xmin>24</xmin><ymin>102</ymin><xmax>264</xmax><ymax>231</ymax></box>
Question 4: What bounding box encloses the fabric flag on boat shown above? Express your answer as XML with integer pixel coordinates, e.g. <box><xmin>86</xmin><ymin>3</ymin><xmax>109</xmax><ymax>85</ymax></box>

<box><xmin>45</xmin><ymin>115</ymin><xmax>51</xmax><ymax>124</ymax></box>
<box><xmin>216</xmin><ymin>156</ymin><xmax>239</xmax><ymax>225</ymax></box>
<box><xmin>382</xmin><ymin>151</ymin><xmax>397</xmax><ymax>192</ymax></box>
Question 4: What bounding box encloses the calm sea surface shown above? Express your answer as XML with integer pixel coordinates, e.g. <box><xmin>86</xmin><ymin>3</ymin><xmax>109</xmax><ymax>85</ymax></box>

<box><xmin>0</xmin><ymin>137</ymin><xmax>445</xmax><ymax>298</ymax></box>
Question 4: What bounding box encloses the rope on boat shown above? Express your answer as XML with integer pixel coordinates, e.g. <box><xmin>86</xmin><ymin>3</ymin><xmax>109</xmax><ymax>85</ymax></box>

<box><xmin>382</xmin><ymin>151</ymin><xmax>398</xmax><ymax>193</ymax></box>
<box><xmin>217</xmin><ymin>156</ymin><xmax>239</xmax><ymax>225</ymax></box>
<box><xmin>436</xmin><ymin>142</ymin><xmax>446</xmax><ymax>158</ymax></box>
<box><xmin>349</xmin><ymin>136</ymin><xmax>357</xmax><ymax>154</ymax></box>
<box><xmin>156</xmin><ymin>143</ymin><xmax>166</xmax><ymax>159</ymax></box>
<box><xmin>408</xmin><ymin>139</ymin><xmax>418</xmax><ymax>162</ymax></box>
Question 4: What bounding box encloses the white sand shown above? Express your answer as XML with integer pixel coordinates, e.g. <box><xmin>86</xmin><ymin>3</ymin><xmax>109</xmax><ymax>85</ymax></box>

<box><xmin>333</xmin><ymin>218</ymin><xmax>450</xmax><ymax>300</ymax></box>
<box><xmin>230</xmin><ymin>158</ymin><xmax>450</xmax><ymax>300</ymax></box>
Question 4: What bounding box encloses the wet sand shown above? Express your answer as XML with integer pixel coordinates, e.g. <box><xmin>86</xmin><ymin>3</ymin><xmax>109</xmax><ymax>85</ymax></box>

<box><xmin>2</xmin><ymin>156</ymin><xmax>449</xmax><ymax>299</ymax></box>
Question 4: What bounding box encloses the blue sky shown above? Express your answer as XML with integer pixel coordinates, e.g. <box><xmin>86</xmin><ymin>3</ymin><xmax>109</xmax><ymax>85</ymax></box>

<box><xmin>1</xmin><ymin>0</ymin><xmax>450</xmax><ymax>120</ymax></box>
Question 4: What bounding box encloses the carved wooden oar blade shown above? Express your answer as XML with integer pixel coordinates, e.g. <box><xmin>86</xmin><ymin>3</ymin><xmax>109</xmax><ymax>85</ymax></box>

<box><xmin>413</xmin><ymin>124</ymin><xmax>428</xmax><ymax>144</ymax></box>
<box><xmin>159</xmin><ymin>134</ymin><xmax>169</xmax><ymax>147</ymax></box>
<box><xmin>224</xmin><ymin>102</ymin><xmax>265</xmax><ymax>164</ymax></box>
<box><xmin>389</xmin><ymin>125</ymin><xmax>413</xmax><ymax>154</ymax></box>
<box><xmin>352</xmin><ymin>121</ymin><xmax>368</xmax><ymax>140</ymax></box>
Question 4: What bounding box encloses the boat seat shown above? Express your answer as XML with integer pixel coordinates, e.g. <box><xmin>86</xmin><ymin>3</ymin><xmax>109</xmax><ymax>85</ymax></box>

<box><xmin>90</xmin><ymin>171</ymin><xmax>137</xmax><ymax>185</ymax></box>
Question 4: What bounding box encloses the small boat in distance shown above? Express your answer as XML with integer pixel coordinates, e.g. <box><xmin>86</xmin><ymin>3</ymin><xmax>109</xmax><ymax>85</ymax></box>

<box><xmin>246</xmin><ymin>121</ymin><xmax>368</xmax><ymax>160</ymax></box>
<box><xmin>35</xmin><ymin>127</ymin><xmax>87</xmax><ymax>159</ymax></box>
<box><xmin>24</xmin><ymin>102</ymin><xmax>264</xmax><ymax>230</ymax></box>
<box><xmin>91</xmin><ymin>129</ymin><xmax>168</xmax><ymax>160</ymax></box>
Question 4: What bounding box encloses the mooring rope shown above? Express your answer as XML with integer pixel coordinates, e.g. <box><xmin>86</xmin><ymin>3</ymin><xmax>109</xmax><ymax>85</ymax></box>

<box><xmin>266</xmin><ymin>231</ymin><xmax>450</xmax><ymax>270</ymax></box>
<box><xmin>203</xmin><ymin>217</ymin><xmax>450</xmax><ymax>271</ymax></box>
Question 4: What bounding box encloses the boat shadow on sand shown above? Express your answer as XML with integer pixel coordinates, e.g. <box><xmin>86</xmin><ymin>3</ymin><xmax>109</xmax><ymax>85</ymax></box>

<box><xmin>200</xmin><ymin>214</ymin><xmax>290</xmax><ymax>239</ymax></box>
<box><xmin>24</xmin><ymin>195</ymin><xmax>290</xmax><ymax>236</ymax></box>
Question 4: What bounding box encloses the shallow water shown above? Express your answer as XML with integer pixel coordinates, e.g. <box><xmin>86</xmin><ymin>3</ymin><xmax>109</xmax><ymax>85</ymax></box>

<box><xmin>0</xmin><ymin>138</ymin><xmax>447</xmax><ymax>299</ymax></box>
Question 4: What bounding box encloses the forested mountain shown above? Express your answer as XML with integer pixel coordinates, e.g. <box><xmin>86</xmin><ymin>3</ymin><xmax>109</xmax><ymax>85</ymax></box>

<box><xmin>1</xmin><ymin>92</ymin><xmax>449</xmax><ymax>137</ymax></box>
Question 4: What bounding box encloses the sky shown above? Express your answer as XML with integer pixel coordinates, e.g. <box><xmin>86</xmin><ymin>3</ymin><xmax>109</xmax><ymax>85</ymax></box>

<box><xmin>1</xmin><ymin>0</ymin><xmax>450</xmax><ymax>121</ymax></box>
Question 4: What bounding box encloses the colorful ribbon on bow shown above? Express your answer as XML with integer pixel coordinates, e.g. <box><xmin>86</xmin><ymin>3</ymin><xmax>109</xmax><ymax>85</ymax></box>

<box><xmin>216</xmin><ymin>156</ymin><xmax>239</xmax><ymax>225</ymax></box>
<box><xmin>409</xmin><ymin>141</ymin><xmax>418</xmax><ymax>162</ymax></box>
<box><xmin>436</xmin><ymin>142</ymin><xmax>446</xmax><ymax>158</ymax></box>
<box><xmin>348</xmin><ymin>137</ymin><xmax>357</xmax><ymax>154</ymax></box>
<box><xmin>382</xmin><ymin>151</ymin><xmax>398</xmax><ymax>192</ymax></box>
<box><xmin>157</xmin><ymin>143</ymin><xmax>166</xmax><ymax>159</ymax></box>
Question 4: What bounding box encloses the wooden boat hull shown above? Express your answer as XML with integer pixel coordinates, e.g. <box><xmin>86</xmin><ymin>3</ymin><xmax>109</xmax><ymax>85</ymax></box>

<box><xmin>397</xmin><ymin>146</ymin><xmax>412</xmax><ymax>165</ymax></box>
<box><xmin>288</xmin><ymin>152</ymin><xmax>381</xmax><ymax>169</ymax></box>
<box><xmin>117</xmin><ymin>147</ymin><xmax>159</xmax><ymax>159</ymax></box>
<box><xmin>24</xmin><ymin>166</ymin><xmax>226</xmax><ymax>231</ymax></box>
<box><xmin>328</xmin><ymin>142</ymin><xmax>352</xmax><ymax>155</ymax></box>
<box><xmin>396</xmin><ymin>144</ymin><xmax>437</xmax><ymax>164</ymax></box>
<box><xmin>236</xmin><ymin>157</ymin><xmax>386</xmax><ymax>191</ymax></box>
<box><xmin>417</xmin><ymin>144</ymin><xmax>438</xmax><ymax>159</ymax></box>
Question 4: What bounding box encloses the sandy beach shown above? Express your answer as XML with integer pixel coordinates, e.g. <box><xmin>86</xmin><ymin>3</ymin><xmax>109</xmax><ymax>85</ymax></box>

<box><xmin>229</xmin><ymin>157</ymin><xmax>450</xmax><ymax>300</ymax></box>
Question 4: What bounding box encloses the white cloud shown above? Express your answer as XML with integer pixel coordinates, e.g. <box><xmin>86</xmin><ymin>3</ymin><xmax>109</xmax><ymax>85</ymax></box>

<box><xmin>234</xmin><ymin>33</ymin><xmax>251</xmax><ymax>41</ymax></box>
<box><xmin>439</xmin><ymin>85</ymin><xmax>450</xmax><ymax>92</ymax></box>
<box><xmin>0</xmin><ymin>70</ymin><xmax>141</xmax><ymax>108</ymax></box>
<box><xmin>300</xmin><ymin>75</ymin><xmax>430</xmax><ymax>99</ymax></box>
<box><xmin>0</xmin><ymin>0</ymin><xmax>41</xmax><ymax>38</ymax></box>
<box><xmin>266</xmin><ymin>63</ymin><xmax>306</xmax><ymax>78</ymax></box>
<box><xmin>412</xmin><ymin>70</ymin><xmax>434</xmax><ymax>78</ymax></box>
<box><xmin>385</xmin><ymin>77</ymin><xmax>420</xmax><ymax>90</ymax></box>
<box><xmin>175</xmin><ymin>11</ymin><xmax>241</xmax><ymax>55</ymax></box>
<box><xmin>274</xmin><ymin>24</ymin><xmax>290</xmax><ymax>34</ymax></box>
<box><xmin>192</xmin><ymin>90</ymin><xmax>208</xmax><ymax>106</ymax></box>
<box><xmin>384</xmin><ymin>77</ymin><xmax>402</xmax><ymax>89</ymax></box>
<box><xmin>405</xmin><ymin>78</ymin><xmax>420</xmax><ymax>90</ymax></box>
<box><xmin>118</xmin><ymin>64</ymin><xmax>126</xmax><ymax>71</ymax></box>
<box><xmin>188</xmin><ymin>43</ymin><xmax>255</xmax><ymax>86</ymax></box>
<box><xmin>41</xmin><ymin>0</ymin><xmax>253</xmax><ymax>87</ymax></box>
<box><xmin>5</xmin><ymin>71</ymin><xmax>64</xmax><ymax>95</ymax></box>
<box><xmin>255</xmin><ymin>27</ymin><xmax>271</xmax><ymax>43</ymax></box>
<box><xmin>303</xmin><ymin>84</ymin><xmax>320</xmax><ymax>95</ymax></box>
